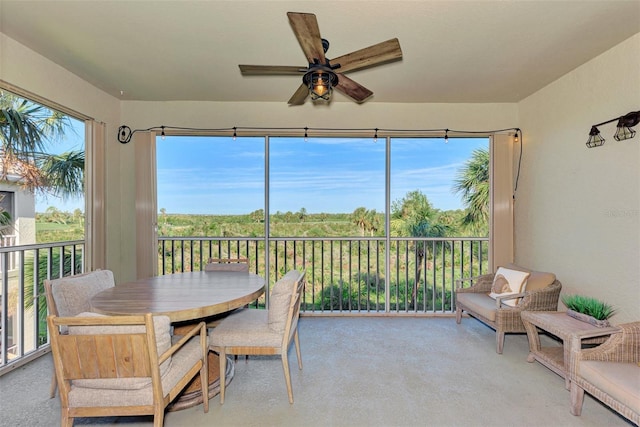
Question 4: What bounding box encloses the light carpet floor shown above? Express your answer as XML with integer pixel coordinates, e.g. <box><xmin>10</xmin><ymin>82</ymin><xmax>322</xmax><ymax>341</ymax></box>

<box><xmin>0</xmin><ymin>317</ymin><xmax>633</xmax><ymax>427</ymax></box>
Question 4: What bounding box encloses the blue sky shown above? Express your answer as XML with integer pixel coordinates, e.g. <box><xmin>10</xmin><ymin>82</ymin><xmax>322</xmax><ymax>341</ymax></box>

<box><xmin>37</xmin><ymin>127</ymin><xmax>488</xmax><ymax>215</ymax></box>
<box><xmin>156</xmin><ymin>135</ymin><xmax>488</xmax><ymax>215</ymax></box>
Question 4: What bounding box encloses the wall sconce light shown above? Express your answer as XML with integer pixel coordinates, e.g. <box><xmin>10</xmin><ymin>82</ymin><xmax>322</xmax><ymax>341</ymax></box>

<box><xmin>614</xmin><ymin>111</ymin><xmax>639</xmax><ymax>141</ymax></box>
<box><xmin>586</xmin><ymin>126</ymin><xmax>605</xmax><ymax>148</ymax></box>
<box><xmin>587</xmin><ymin>110</ymin><xmax>640</xmax><ymax>148</ymax></box>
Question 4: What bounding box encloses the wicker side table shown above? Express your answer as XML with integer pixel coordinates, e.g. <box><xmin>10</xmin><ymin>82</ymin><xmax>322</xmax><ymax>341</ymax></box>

<box><xmin>521</xmin><ymin>311</ymin><xmax>619</xmax><ymax>390</ymax></box>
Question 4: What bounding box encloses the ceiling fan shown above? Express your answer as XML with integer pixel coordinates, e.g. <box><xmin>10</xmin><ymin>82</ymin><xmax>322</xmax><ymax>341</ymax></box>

<box><xmin>239</xmin><ymin>12</ymin><xmax>403</xmax><ymax>105</ymax></box>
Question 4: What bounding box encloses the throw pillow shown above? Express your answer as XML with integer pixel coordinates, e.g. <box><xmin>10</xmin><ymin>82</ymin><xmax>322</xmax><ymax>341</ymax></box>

<box><xmin>488</xmin><ymin>267</ymin><xmax>530</xmax><ymax>307</ymax></box>
<box><xmin>491</xmin><ymin>273</ymin><xmax>511</xmax><ymax>294</ymax></box>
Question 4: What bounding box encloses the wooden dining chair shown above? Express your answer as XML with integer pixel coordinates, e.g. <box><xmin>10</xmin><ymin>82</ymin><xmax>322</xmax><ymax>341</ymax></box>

<box><xmin>209</xmin><ymin>269</ymin><xmax>306</xmax><ymax>404</ymax></box>
<box><xmin>201</xmin><ymin>257</ymin><xmax>251</xmax><ymax>332</ymax></box>
<box><xmin>204</xmin><ymin>257</ymin><xmax>249</xmax><ymax>272</ymax></box>
<box><xmin>44</xmin><ymin>269</ymin><xmax>115</xmax><ymax>398</ymax></box>
<box><xmin>47</xmin><ymin>312</ymin><xmax>209</xmax><ymax>427</ymax></box>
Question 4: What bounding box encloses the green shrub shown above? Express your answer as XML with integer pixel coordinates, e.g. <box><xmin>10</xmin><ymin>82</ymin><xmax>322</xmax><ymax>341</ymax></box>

<box><xmin>561</xmin><ymin>294</ymin><xmax>615</xmax><ymax>320</ymax></box>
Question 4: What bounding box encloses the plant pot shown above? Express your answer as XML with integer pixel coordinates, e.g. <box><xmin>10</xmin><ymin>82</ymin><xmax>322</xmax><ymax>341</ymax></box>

<box><xmin>566</xmin><ymin>309</ymin><xmax>611</xmax><ymax>328</ymax></box>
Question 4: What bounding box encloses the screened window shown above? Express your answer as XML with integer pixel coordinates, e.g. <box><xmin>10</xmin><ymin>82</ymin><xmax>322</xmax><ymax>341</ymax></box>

<box><xmin>155</xmin><ymin>135</ymin><xmax>489</xmax><ymax>238</ymax></box>
<box><xmin>156</xmin><ymin>136</ymin><xmax>265</xmax><ymax>236</ymax></box>
<box><xmin>268</xmin><ymin>137</ymin><xmax>385</xmax><ymax>237</ymax></box>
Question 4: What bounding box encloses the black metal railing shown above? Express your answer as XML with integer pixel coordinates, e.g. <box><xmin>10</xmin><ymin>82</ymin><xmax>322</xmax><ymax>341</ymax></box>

<box><xmin>158</xmin><ymin>236</ymin><xmax>489</xmax><ymax>314</ymax></box>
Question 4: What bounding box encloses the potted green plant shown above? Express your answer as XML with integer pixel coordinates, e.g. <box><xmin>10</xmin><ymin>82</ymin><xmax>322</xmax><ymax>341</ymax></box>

<box><xmin>561</xmin><ymin>294</ymin><xmax>616</xmax><ymax>327</ymax></box>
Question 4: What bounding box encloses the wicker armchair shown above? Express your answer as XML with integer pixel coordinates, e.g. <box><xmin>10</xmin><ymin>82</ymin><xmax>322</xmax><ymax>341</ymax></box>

<box><xmin>455</xmin><ymin>266</ymin><xmax>562</xmax><ymax>354</ymax></box>
<box><xmin>569</xmin><ymin>321</ymin><xmax>640</xmax><ymax>424</ymax></box>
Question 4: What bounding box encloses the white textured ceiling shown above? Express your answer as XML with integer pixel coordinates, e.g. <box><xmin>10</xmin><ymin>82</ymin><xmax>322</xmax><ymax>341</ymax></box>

<box><xmin>1</xmin><ymin>1</ymin><xmax>639</xmax><ymax>104</ymax></box>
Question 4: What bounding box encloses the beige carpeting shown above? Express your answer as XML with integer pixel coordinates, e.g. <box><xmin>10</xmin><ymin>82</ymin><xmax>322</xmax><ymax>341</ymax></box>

<box><xmin>1</xmin><ymin>317</ymin><xmax>633</xmax><ymax>427</ymax></box>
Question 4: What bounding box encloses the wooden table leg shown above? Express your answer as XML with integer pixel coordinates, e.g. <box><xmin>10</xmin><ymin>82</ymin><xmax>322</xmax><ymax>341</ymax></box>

<box><xmin>167</xmin><ymin>352</ymin><xmax>234</xmax><ymax>411</ymax></box>
<box><xmin>522</xmin><ymin>317</ymin><xmax>541</xmax><ymax>363</ymax></box>
<box><xmin>563</xmin><ymin>341</ymin><xmax>572</xmax><ymax>390</ymax></box>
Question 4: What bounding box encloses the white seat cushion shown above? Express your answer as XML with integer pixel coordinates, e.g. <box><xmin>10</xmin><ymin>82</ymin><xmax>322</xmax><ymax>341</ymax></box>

<box><xmin>580</xmin><ymin>361</ymin><xmax>640</xmax><ymax>414</ymax></box>
<box><xmin>456</xmin><ymin>293</ymin><xmax>497</xmax><ymax>322</ymax></box>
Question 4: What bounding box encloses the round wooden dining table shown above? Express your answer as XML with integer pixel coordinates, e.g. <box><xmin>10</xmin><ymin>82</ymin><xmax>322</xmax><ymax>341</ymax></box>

<box><xmin>90</xmin><ymin>270</ymin><xmax>265</xmax><ymax>410</ymax></box>
<box><xmin>90</xmin><ymin>270</ymin><xmax>265</xmax><ymax>321</ymax></box>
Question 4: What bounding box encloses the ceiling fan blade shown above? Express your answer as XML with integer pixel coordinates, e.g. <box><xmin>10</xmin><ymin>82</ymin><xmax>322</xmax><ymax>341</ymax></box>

<box><xmin>239</xmin><ymin>65</ymin><xmax>306</xmax><ymax>75</ymax></box>
<box><xmin>288</xmin><ymin>83</ymin><xmax>309</xmax><ymax>105</ymax></box>
<box><xmin>287</xmin><ymin>12</ymin><xmax>326</xmax><ymax>64</ymax></box>
<box><xmin>330</xmin><ymin>38</ymin><xmax>402</xmax><ymax>73</ymax></box>
<box><xmin>335</xmin><ymin>74</ymin><xmax>373</xmax><ymax>103</ymax></box>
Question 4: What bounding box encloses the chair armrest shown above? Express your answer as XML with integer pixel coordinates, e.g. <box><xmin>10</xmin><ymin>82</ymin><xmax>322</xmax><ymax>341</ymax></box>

<box><xmin>571</xmin><ymin>326</ymin><xmax>621</xmax><ymax>342</ymax></box>
<box><xmin>456</xmin><ymin>273</ymin><xmax>494</xmax><ymax>293</ymax></box>
<box><xmin>571</xmin><ymin>321</ymin><xmax>640</xmax><ymax>365</ymax></box>
<box><xmin>159</xmin><ymin>321</ymin><xmax>207</xmax><ymax>364</ymax></box>
<box><xmin>495</xmin><ymin>292</ymin><xmax>526</xmax><ymax>308</ymax></box>
<box><xmin>455</xmin><ymin>274</ymin><xmax>487</xmax><ymax>285</ymax></box>
<box><xmin>516</xmin><ymin>280</ymin><xmax>562</xmax><ymax>310</ymax></box>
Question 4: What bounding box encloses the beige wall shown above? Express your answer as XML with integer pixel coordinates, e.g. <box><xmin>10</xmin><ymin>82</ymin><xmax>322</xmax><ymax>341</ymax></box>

<box><xmin>516</xmin><ymin>33</ymin><xmax>640</xmax><ymax>323</ymax></box>
<box><xmin>3</xmin><ymin>29</ymin><xmax>639</xmax><ymax>322</ymax></box>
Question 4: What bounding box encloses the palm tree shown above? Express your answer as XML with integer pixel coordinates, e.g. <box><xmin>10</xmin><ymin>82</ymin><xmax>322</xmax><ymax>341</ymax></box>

<box><xmin>366</xmin><ymin>209</ymin><xmax>382</xmax><ymax>236</ymax></box>
<box><xmin>249</xmin><ymin>209</ymin><xmax>264</xmax><ymax>223</ymax></box>
<box><xmin>0</xmin><ymin>91</ymin><xmax>84</xmax><ymax>235</ymax></box>
<box><xmin>297</xmin><ymin>207</ymin><xmax>307</xmax><ymax>222</ymax></box>
<box><xmin>391</xmin><ymin>190</ymin><xmax>451</xmax><ymax>305</ymax></box>
<box><xmin>453</xmin><ymin>147</ymin><xmax>489</xmax><ymax>235</ymax></box>
<box><xmin>352</xmin><ymin>207</ymin><xmax>369</xmax><ymax>236</ymax></box>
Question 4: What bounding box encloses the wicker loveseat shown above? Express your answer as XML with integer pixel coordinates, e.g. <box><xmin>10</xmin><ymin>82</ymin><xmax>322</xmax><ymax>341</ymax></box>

<box><xmin>455</xmin><ymin>264</ymin><xmax>562</xmax><ymax>353</ymax></box>
<box><xmin>569</xmin><ymin>321</ymin><xmax>640</xmax><ymax>424</ymax></box>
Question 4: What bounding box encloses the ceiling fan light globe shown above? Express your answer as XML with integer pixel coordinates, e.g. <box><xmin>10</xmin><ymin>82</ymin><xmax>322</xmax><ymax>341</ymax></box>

<box><xmin>310</xmin><ymin>77</ymin><xmax>331</xmax><ymax>100</ymax></box>
<box><xmin>304</xmin><ymin>68</ymin><xmax>338</xmax><ymax>101</ymax></box>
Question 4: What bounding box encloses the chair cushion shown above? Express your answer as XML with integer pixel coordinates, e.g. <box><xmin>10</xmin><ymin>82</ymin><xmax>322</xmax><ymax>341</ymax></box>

<box><xmin>524</xmin><ymin>271</ymin><xmax>556</xmax><ymax>292</ymax></box>
<box><xmin>51</xmin><ymin>270</ymin><xmax>115</xmax><ymax>317</ymax></box>
<box><xmin>580</xmin><ymin>361</ymin><xmax>640</xmax><ymax>414</ymax></box>
<box><xmin>456</xmin><ymin>292</ymin><xmax>497</xmax><ymax>322</ymax></box>
<box><xmin>210</xmin><ymin>309</ymin><xmax>282</xmax><ymax>348</ymax></box>
<box><xmin>488</xmin><ymin>267</ymin><xmax>530</xmax><ymax>307</ymax></box>
<box><xmin>268</xmin><ymin>270</ymin><xmax>300</xmax><ymax>333</ymax></box>
<box><xmin>68</xmin><ymin>335</ymin><xmax>202</xmax><ymax>407</ymax></box>
<box><xmin>505</xmin><ymin>263</ymin><xmax>556</xmax><ymax>292</ymax></box>
<box><xmin>69</xmin><ymin>312</ymin><xmax>172</xmax><ymax>390</ymax></box>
